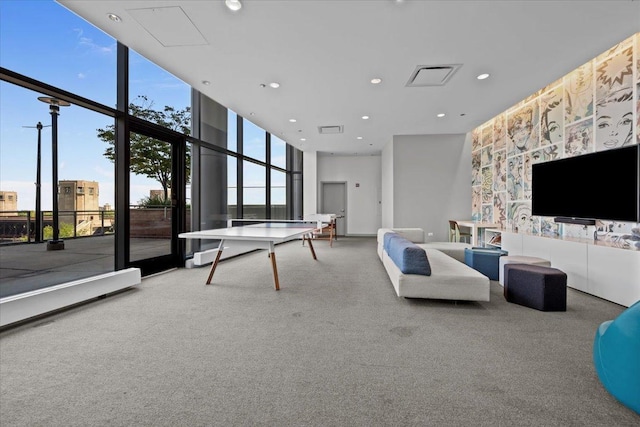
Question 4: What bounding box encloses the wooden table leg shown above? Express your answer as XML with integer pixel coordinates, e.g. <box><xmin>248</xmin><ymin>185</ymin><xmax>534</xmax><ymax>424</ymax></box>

<box><xmin>329</xmin><ymin>221</ymin><xmax>335</xmax><ymax>247</ymax></box>
<box><xmin>206</xmin><ymin>241</ymin><xmax>224</xmax><ymax>285</ymax></box>
<box><xmin>268</xmin><ymin>242</ymin><xmax>280</xmax><ymax>290</ymax></box>
<box><xmin>269</xmin><ymin>251</ymin><xmax>280</xmax><ymax>291</ymax></box>
<box><xmin>305</xmin><ymin>234</ymin><xmax>317</xmax><ymax>260</ymax></box>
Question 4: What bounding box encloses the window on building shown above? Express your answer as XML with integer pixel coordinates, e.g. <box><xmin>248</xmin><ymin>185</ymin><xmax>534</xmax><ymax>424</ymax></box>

<box><xmin>129</xmin><ymin>49</ymin><xmax>191</xmax><ymax>133</ymax></box>
<box><xmin>271</xmin><ymin>169</ymin><xmax>286</xmax><ymax>219</ymax></box>
<box><xmin>227</xmin><ymin>111</ymin><xmax>237</xmax><ymax>152</ymax></box>
<box><xmin>243</xmin><ymin>118</ymin><xmax>266</xmax><ymax>162</ymax></box>
<box><xmin>243</xmin><ymin>161</ymin><xmax>265</xmax><ymax>219</ymax></box>
<box><xmin>271</xmin><ymin>135</ymin><xmax>286</xmax><ymax>169</ymax></box>
<box><xmin>0</xmin><ymin>1</ymin><xmax>117</xmax><ymax>107</ymax></box>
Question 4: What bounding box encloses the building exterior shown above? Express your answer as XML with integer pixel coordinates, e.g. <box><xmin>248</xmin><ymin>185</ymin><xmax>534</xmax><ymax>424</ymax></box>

<box><xmin>58</xmin><ymin>180</ymin><xmax>99</xmax><ymax>223</ymax></box>
<box><xmin>149</xmin><ymin>189</ymin><xmax>170</xmax><ymax>202</ymax></box>
<box><xmin>0</xmin><ymin>191</ymin><xmax>18</xmax><ymax>216</ymax></box>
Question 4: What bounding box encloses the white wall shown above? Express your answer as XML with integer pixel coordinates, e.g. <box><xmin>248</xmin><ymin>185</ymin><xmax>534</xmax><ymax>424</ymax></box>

<box><xmin>303</xmin><ymin>151</ymin><xmax>317</xmax><ymax>216</ymax></box>
<box><xmin>381</xmin><ymin>142</ymin><xmax>394</xmax><ymax>228</ymax></box>
<box><xmin>316</xmin><ymin>154</ymin><xmax>382</xmax><ymax>235</ymax></box>
<box><xmin>391</xmin><ymin>134</ymin><xmax>472</xmax><ymax>242</ymax></box>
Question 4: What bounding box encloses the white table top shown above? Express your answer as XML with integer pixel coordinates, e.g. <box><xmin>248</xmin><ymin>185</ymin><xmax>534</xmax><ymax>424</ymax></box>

<box><xmin>455</xmin><ymin>220</ymin><xmax>498</xmax><ymax>228</ymax></box>
<box><xmin>178</xmin><ymin>225</ymin><xmax>316</xmax><ymax>243</ymax></box>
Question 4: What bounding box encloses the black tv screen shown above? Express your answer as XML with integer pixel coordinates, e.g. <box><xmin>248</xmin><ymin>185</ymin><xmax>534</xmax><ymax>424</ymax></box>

<box><xmin>531</xmin><ymin>144</ymin><xmax>639</xmax><ymax>223</ymax></box>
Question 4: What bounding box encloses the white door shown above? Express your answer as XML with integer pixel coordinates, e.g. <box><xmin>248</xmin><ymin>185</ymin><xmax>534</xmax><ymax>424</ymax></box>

<box><xmin>321</xmin><ymin>182</ymin><xmax>346</xmax><ymax>236</ymax></box>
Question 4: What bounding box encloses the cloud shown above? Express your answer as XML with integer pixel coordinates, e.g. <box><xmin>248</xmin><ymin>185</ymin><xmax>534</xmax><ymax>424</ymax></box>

<box><xmin>73</xmin><ymin>27</ymin><xmax>116</xmax><ymax>55</ymax></box>
<box><xmin>78</xmin><ymin>73</ymin><xmax>86</xmax><ymax>79</ymax></box>
<box><xmin>94</xmin><ymin>165</ymin><xmax>114</xmax><ymax>179</ymax></box>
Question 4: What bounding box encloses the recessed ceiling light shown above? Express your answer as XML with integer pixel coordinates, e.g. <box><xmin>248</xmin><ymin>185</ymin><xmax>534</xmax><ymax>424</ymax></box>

<box><xmin>249</xmin><ymin>112</ymin><xmax>255</xmax><ymax>116</ymax></box>
<box><xmin>477</xmin><ymin>73</ymin><xmax>490</xmax><ymax>80</ymax></box>
<box><xmin>300</xmin><ymin>138</ymin><xmax>306</xmax><ymax>141</ymax></box>
<box><xmin>437</xmin><ymin>113</ymin><xmax>446</xmax><ymax>117</ymax></box>
<box><xmin>357</xmin><ymin>136</ymin><xmax>363</xmax><ymax>140</ymax></box>
<box><xmin>107</xmin><ymin>13</ymin><xmax>121</xmax><ymax>22</ymax></box>
<box><xmin>370</xmin><ymin>78</ymin><xmax>382</xmax><ymax>84</ymax></box>
<box><xmin>269</xmin><ymin>82</ymin><xmax>280</xmax><ymax>88</ymax></box>
<box><xmin>362</xmin><ymin>115</ymin><xmax>370</xmax><ymax>120</ymax></box>
<box><xmin>289</xmin><ymin>119</ymin><xmax>297</xmax><ymax>123</ymax></box>
<box><xmin>202</xmin><ymin>80</ymin><xmax>211</xmax><ymax>85</ymax></box>
<box><xmin>225</xmin><ymin>0</ymin><xmax>242</xmax><ymax>11</ymax></box>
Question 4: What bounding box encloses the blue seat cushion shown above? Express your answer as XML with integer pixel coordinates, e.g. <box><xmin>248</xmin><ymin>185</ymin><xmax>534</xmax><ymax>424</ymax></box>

<box><xmin>385</xmin><ymin>233</ymin><xmax>431</xmax><ymax>276</ymax></box>
<box><xmin>383</xmin><ymin>231</ymin><xmax>397</xmax><ymax>253</ymax></box>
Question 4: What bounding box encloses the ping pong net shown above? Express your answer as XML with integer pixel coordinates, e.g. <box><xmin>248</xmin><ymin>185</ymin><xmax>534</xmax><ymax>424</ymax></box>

<box><xmin>227</xmin><ymin>219</ymin><xmax>324</xmax><ymax>229</ymax></box>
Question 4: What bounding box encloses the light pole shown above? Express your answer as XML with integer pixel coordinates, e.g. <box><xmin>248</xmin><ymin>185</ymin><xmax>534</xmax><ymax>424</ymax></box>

<box><xmin>38</xmin><ymin>96</ymin><xmax>70</xmax><ymax>251</ymax></box>
<box><xmin>22</xmin><ymin>121</ymin><xmax>50</xmax><ymax>242</ymax></box>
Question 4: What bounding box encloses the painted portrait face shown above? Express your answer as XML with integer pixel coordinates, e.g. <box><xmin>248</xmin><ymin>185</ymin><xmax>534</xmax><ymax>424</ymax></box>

<box><xmin>515</xmin><ymin>204</ymin><xmax>532</xmax><ymax>231</ymax></box>
<box><xmin>596</xmin><ymin>90</ymin><xmax>633</xmax><ymax>149</ymax></box>
<box><xmin>508</xmin><ymin>159</ymin><xmax>520</xmax><ymax>178</ymax></box>
<box><xmin>546</xmin><ymin>120</ymin><xmax>561</xmax><ymax>142</ymax></box>
<box><xmin>565</xmin><ymin>121</ymin><xmax>592</xmax><ymax>157</ymax></box>
<box><xmin>524</xmin><ymin>155</ymin><xmax>532</xmax><ymax>185</ymax></box>
<box><xmin>511</xmin><ymin>114</ymin><xmax>533</xmax><ymax>149</ymax></box>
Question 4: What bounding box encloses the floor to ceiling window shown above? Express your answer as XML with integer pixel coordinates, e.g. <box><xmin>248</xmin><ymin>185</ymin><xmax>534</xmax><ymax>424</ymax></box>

<box><xmin>0</xmin><ymin>0</ymin><xmax>116</xmax><ymax>107</ymax></box>
<box><xmin>0</xmin><ymin>0</ymin><xmax>301</xmax><ymax>296</ymax></box>
<box><xmin>0</xmin><ymin>1</ymin><xmax>117</xmax><ymax>298</ymax></box>
<box><xmin>243</xmin><ymin>161</ymin><xmax>266</xmax><ymax>219</ymax></box>
<box><xmin>128</xmin><ymin>49</ymin><xmax>191</xmax><ymax>207</ymax></box>
<box><xmin>271</xmin><ymin>169</ymin><xmax>287</xmax><ymax>219</ymax></box>
<box><xmin>243</xmin><ymin>118</ymin><xmax>266</xmax><ymax>162</ymax></box>
<box><xmin>0</xmin><ymin>81</ymin><xmax>116</xmax><ymax>298</ymax></box>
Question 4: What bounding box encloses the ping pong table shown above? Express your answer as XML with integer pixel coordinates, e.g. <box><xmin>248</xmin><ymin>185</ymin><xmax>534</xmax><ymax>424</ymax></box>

<box><xmin>178</xmin><ymin>220</ymin><xmax>322</xmax><ymax>290</ymax></box>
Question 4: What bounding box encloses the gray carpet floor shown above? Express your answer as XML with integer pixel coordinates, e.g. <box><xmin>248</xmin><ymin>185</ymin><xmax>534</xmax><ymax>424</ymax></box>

<box><xmin>1</xmin><ymin>237</ymin><xmax>638</xmax><ymax>426</ymax></box>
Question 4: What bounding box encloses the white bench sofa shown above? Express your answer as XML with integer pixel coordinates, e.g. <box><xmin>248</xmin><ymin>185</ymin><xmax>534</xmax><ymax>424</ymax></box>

<box><xmin>377</xmin><ymin>228</ymin><xmax>490</xmax><ymax>301</ymax></box>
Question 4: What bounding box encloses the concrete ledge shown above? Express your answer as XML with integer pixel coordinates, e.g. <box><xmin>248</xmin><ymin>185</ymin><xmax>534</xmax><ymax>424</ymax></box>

<box><xmin>0</xmin><ymin>268</ymin><xmax>141</xmax><ymax>327</ymax></box>
<box><xmin>193</xmin><ymin>248</ymin><xmax>220</xmax><ymax>266</ymax></box>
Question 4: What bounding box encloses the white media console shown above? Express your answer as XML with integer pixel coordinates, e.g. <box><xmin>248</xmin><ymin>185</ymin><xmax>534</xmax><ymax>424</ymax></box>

<box><xmin>494</xmin><ymin>229</ymin><xmax>640</xmax><ymax>308</ymax></box>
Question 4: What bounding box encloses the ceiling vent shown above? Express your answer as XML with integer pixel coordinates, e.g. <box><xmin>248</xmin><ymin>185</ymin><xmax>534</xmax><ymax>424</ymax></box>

<box><xmin>318</xmin><ymin>125</ymin><xmax>344</xmax><ymax>134</ymax></box>
<box><xmin>127</xmin><ymin>6</ymin><xmax>208</xmax><ymax>47</ymax></box>
<box><xmin>406</xmin><ymin>64</ymin><xmax>462</xmax><ymax>87</ymax></box>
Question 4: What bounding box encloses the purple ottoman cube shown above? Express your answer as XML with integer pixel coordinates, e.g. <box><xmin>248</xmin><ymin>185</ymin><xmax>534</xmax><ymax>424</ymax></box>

<box><xmin>504</xmin><ymin>264</ymin><xmax>567</xmax><ymax>311</ymax></box>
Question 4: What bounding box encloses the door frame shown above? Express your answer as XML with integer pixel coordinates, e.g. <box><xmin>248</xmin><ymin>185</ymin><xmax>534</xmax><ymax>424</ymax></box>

<box><xmin>320</xmin><ymin>181</ymin><xmax>347</xmax><ymax>236</ymax></box>
<box><xmin>125</xmin><ymin>120</ymin><xmax>187</xmax><ymax>275</ymax></box>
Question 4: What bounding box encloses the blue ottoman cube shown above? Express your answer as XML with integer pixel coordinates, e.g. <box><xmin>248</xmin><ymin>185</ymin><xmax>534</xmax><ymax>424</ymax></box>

<box><xmin>504</xmin><ymin>264</ymin><xmax>567</xmax><ymax>311</ymax></box>
<box><xmin>464</xmin><ymin>247</ymin><xmax>508</xmax><ymax>280</ymax></box>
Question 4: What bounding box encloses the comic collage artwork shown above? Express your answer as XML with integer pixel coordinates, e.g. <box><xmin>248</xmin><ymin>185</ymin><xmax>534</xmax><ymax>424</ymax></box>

<box><xmin>471</xmin><ymin>33</ymin><xmax>639</xmax><ymax>243</ymax></box>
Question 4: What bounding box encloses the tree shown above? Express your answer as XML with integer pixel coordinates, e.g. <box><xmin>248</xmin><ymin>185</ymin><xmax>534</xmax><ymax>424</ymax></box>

<box><xmin>97</xmin><ymin>96</ymin><xmax>191</xmax><ymax>203</ymax></box>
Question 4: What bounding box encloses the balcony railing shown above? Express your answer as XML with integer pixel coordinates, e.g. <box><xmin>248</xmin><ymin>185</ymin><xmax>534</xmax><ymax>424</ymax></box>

<box><xmin>0</xmin><ymin>210</ymin><xmax>115</xmax><ymax>245</ymax></box>
<box><xmin>0</xmin><ymin>204</ymin><xmax>287</xmax><ymax>245</ymax></box>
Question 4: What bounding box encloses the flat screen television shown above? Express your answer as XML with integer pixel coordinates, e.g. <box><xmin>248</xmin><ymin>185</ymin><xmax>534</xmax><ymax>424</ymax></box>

<box><xmin>531</xmin><ymin>144</ymin><xmax>640</xmax><ymax>223</ymax></box>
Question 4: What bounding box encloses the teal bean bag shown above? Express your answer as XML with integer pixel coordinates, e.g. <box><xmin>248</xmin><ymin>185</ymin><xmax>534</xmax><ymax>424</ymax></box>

<box><xmin>593</xmin><ymin>299</ymin><xmax>640</xmax><ymax>414</ymax></box>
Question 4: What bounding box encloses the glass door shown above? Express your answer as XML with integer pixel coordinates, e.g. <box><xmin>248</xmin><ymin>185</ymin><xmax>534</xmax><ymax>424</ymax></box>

<box><xmin>127</xmin><ymin>126</ymin><xmax>185</xmax><ymax>275</ymax></box>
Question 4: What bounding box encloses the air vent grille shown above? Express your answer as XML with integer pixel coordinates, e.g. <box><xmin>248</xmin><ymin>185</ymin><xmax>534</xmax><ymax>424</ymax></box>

<box><xmin>406</xmin><ymin>64</ymin><xmax>462</xmax><ymax>87</ymax></box>
<box><xmin>318</xmin><ymin>125</ymin><xmax>344</xmax><ymax>134</ymax></box>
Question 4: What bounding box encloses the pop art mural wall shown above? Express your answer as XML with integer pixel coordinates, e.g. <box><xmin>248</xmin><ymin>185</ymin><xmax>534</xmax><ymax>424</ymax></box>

<box><xmin>471</xmin><ymin>33</ymin><xmax>639</xmax><ymax>240</ymax></box>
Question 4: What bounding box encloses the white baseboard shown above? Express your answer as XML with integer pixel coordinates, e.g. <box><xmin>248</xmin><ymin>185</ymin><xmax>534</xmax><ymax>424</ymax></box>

<box><xmin>188</xmin><ymin>245</ymin><xmax>270</xmax><ymax>268</ymax></box>
<box><xmin>0</xmin><ymin>268</ymin><xmax>141</xmax><ymax>327</ymax></box>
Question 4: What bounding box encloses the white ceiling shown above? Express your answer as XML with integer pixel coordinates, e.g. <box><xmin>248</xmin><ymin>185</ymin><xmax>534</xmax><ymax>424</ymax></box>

<box><xmin>58</xmin><ymin>0</ymin><xmax>640</xmax><ymax>155</ymax></box>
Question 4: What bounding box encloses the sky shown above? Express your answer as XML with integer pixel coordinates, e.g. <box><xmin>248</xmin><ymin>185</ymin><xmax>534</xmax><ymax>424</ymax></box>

<box><xmin>0</xmin><ymin>0</ymin><xmax>285</xmax><ymax>211</ymax></box>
